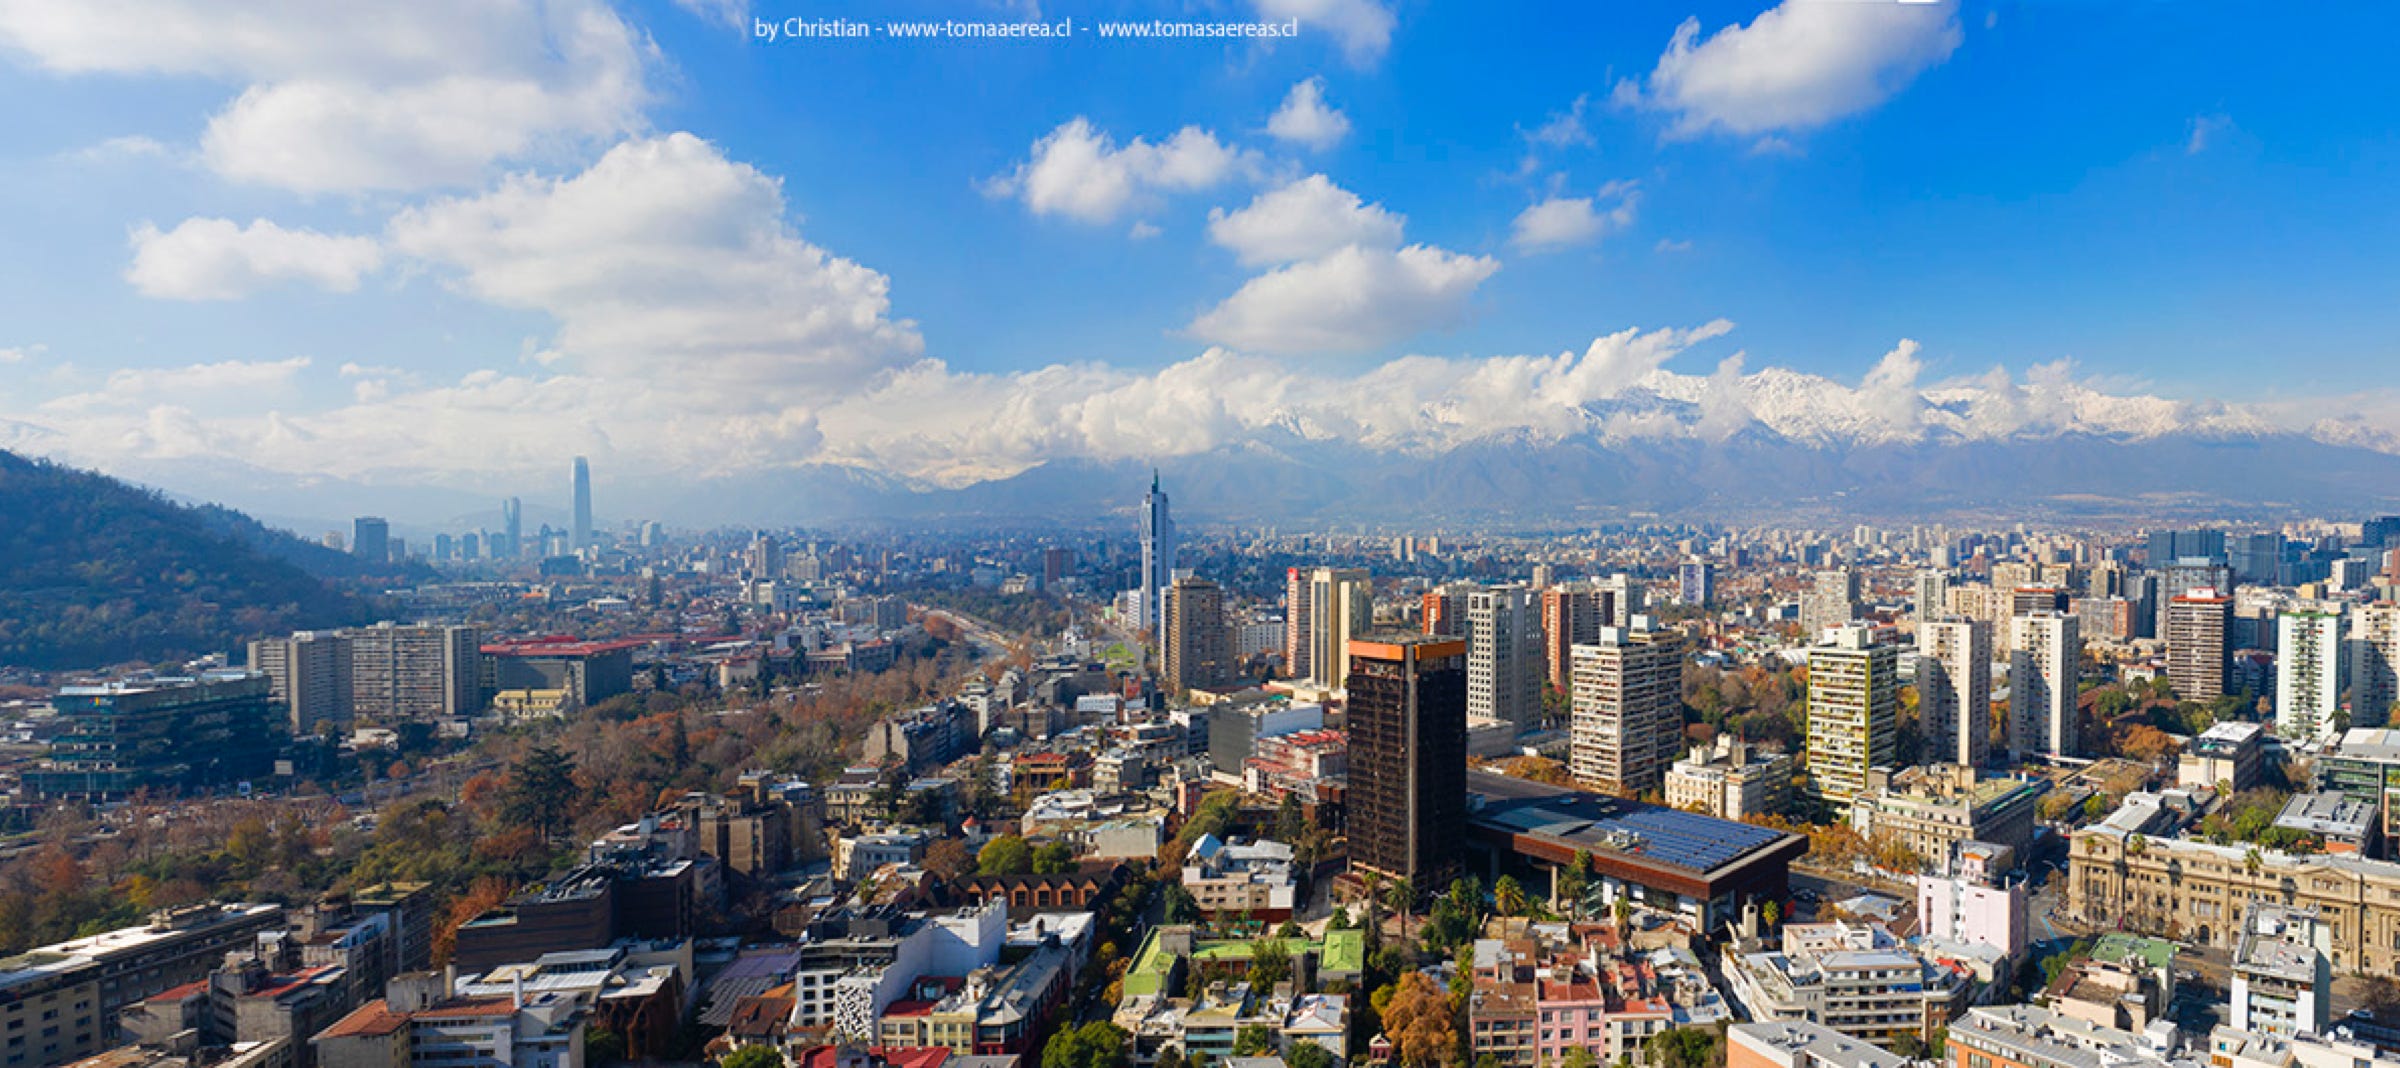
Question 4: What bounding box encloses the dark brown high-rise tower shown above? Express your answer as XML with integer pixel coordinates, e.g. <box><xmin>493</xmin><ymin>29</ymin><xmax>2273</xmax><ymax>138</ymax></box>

<box><xmin>1347</xmin><ymin>632</ymin><xmax>1469</xmax><ymax>894</ymax></box>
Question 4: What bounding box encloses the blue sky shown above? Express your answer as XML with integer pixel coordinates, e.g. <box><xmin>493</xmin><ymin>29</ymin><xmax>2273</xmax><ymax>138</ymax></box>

<box><xmin>2</xmin><ymin>0</ymin><xmax>2397</xmax><ymax>503</ymax></box>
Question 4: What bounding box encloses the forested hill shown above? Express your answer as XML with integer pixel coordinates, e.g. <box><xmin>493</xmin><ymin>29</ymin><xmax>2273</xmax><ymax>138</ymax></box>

<box><xmin>0</xmin><ymin>450</ymin><xmax>376</xmax><ymax>670</ymax></box>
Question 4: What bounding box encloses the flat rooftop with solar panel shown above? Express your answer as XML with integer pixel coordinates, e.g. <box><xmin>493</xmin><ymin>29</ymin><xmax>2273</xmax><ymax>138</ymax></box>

<box><xmin>1464</xmin><ymin>769</ymin><xmax>1809</xmax><ymax>931</ymax></box>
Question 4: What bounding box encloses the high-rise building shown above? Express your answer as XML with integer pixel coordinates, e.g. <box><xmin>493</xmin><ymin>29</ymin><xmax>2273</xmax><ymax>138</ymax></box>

<box><xmin>1678</xmin><ymin>560</ymin><xmax>1717</xmax><ymax>608</ymax></box>
<box><xmin>24</xmin><ymin>673</ymin><xmax>281</xmax><ymax>800</ymax></box>
<box><xmin>2167</xmin><ymin>591</ymin><xmax>2233</xmax><ymax>701</ymax></box>
<box><xmin>1346</xmin><ymin>634</ymin><xmax>1468</xmax><ymax>892</ymax></box>
<box><xmin>352</xmin><ymin>517</ymin><xmax>390</xmax><ymax>563</ymax></box>
<box><xmin>2010</xmin><ymin>612</ymin><xmax>2080</xmax><ymax>758</ymax></box>
<box><xmin>348</xmin><ymin>623</ymin><xmax>481</xmax><ymax>724</ymax></box>
<box><xmin>1568</xmin><ymin>619</ymin><xmax>1683</xmax><ymax>794</ymax></box>
<box><xmin>1422</xmin><ymin>584</ymin><xmax>1469</xmax><ymax>637</ymax></box>
<box><xmin>248</xmin><ymin>630</ymin><xmax>354</xmax><ymax>733</ymax></box>
<box><xmin>1284</xmin><ymin>567</ymin><xmax>1313</xmax><ymax>681</ymax></box>
<box><xmin>1916</xmin><ymin>617</ymin><xmax>1991</xmax><ymax>768</ymax></box>
<box><xmin>746</xmin><ymin>532</ymin><xmax>784</xmax><ymax>579</ymax></box>
<box><xmin>1163</xmin><ymin>575</ymin><xmax>1231</xmax><ymax>695</ymax></box>
<box><xmin>501</xmin><ymin>496</ymin><xmax>523</xmax><ymax>559</ymax></box>
<box><xmin>1305</xmin><ymin>567</ymin><xmax>1372</xmax><ymax>689</ymax></box>
<box><xmin>1914</xmin><ymin>570</ymin><xmax>1950</xmax><ymax>617</ymax></box>
<box><xmin>1804</xmin><ymin>623</ymin><xmax>1898</xmax><ymax>810</ymax></box>
<box><xmin>1801</xmin><ymin>569</ymin><xmax>1860</xmax><ymax>637</ymax></box>
<box><xmin>2231</xmin><ymin>533</ymin><xmax>2285</xmax><ymax>586</ymax></box>
<box><xmin>571</xmin><ymin>456</ymin><xmax>594</xmax><ymax>551</ymax></box>
<box><xmin>1465</xmin><ymin>584</ymin><xmax>1544</xmax><ymax>731</ymax></box>
<box><xmin>1137</xmin><ymin>472</ymin><xmax>1176</xmax><ymax>636</ymax></box>
<box><xmin>2277</xmin><ymin>607</ymin><xmax>2347</xmax><ymax>738</ymax></box>
<box><xmin>1541</xmin><ymin>578</ymin><xmax>1639</xmax><ymax>695</ymax></box>
<box><xmin>2355</xmin><ymin>603</ymin><xmax>2400</xmax><ymax>729</ymax></box>
<box><xmin>2148</xmin><ymin>528</ymin><xmax>2226</xmax><ymax>566</ymax></box>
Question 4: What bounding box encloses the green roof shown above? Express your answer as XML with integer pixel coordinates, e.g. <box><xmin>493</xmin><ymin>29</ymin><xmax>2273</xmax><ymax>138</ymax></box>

<box><xmin>1191</xmin><ymin>938</ymin><xmax>1312</xmax><ymax>963</ymax></box>
<box><xmin>1321</xmin><ymin>929</ymin><xmax>1365</xmax><ymax>974</ymax></box>
<box><xmin>1124</xmin><ymin>928</ymin><xmax>1178</xmax><ymax>998</ymax></box>
<box><xmin>2092</xmin><ymin>933</ymin><xmax>2177</xmax><ymax>970</ymax></box>
<box><xmin>1121</xmin><ymin>929</ymin><xmax>1352</xmax><ymax>998</ymax></box>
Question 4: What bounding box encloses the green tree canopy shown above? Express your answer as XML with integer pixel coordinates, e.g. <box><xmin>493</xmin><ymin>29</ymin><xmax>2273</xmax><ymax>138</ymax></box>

<box><xmin>979</xmin><ymin>835</ymin><xmax>1034</xmax><ymax>875</ymax></box>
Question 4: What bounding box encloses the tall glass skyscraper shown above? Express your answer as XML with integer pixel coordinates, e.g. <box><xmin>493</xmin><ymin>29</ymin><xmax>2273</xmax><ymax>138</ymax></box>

<box><xmin>1138</xmin><ymin>471</ymin><xmax>1175</xmax><ymax>634</ymax></box>
<box><xmin>571</xmin><ymin>456</ymin><xmax>593</xmax><ymax>551</ymax></box>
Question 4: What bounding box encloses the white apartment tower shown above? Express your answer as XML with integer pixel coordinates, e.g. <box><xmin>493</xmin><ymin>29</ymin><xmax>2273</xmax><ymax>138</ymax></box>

<box><xmin>1916</xmin><ymin>617</ymin><xmax>1991</xmax><ymax>768</ymax></box>
<box><xmin>2277</xmin><ymin>607</ymin><xmax>2347</xmax><ymax>738</ymax></box>
<box><xmin>2010</xmin><ymin>611</ymin><xmax>2081</xmax><ymax>758</ymax></box>
<box><xmin>1569</xmin><ymin>619</ymin><xmax>1684</xmax><ymax>795</ymax></box>
<box><xmin>1466</xmin><ymin>584</ymin><xmax>1545</xmax><ymax>731</ymax></box>
<box><xmin>1802</xmin><ymin>569</ymin><xmax>1861</xmax><ymax>636</ymax></box>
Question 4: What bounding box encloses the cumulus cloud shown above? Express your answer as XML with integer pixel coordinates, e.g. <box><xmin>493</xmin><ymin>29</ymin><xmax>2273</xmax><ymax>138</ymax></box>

<box><xmin>57</xmin><ymin>135</ymin><xmax>174</xmax><ymax>165</ymax></box>
<box><xmin>1252</xmin><ymin>0</ymin><xmax>1396</xmax><ymax>67</ymax></box>
<box><xmin>1857</xmin><ymin>338</ymin><xmax>1926</xmax><ymax>436</ymax></box>
<box><xmin>126</xmin><ymin>217</ymin><xmax>384</xmax><ymax>300</ymax></box>
<box><xmin>985</xmin><ymin>118</ymin><xmax>1258</xmax><ymax>223</ymax></box>
<box><xmin>1615</xmin><ymin>0</ymin><xmax>1961</xmax><ymax>140</ymax></box>
<box><xmin>1188</xmin><ymin>244</ymin><xmax>1499</xmax><ymax>355</ymax></box>
<box><xmin>0</xmin><ymin>344</ymin><xmax>41</xmax><ymax>364</ymax></box>
<box><xmin>38</xmin><ymin>357</ymin><xmax>313</xmax><ymax>415</ymax></box>
<box><xmin>1510</xmin><ymin>181</ymin><xmax>1639</xmax><ymax>253</ymax></box>
<box><xmin>390</xmin><ymin>133</ymin><xmax>922</xmax><ymax>403</ymax></box>
<box><xmin>0</xmin><ymin>0</ymin><xmax>652</xmax><ymax>193</ymax></box>
<box><xmin>1267</xmin><ymin>78</ymin><xmax>1351</xmax><ymax>149</ymax></box>
<box><xmin>1206</xmin><ymin>175</ymin><xmax>1403</xmax><ymax>266</ymax></box>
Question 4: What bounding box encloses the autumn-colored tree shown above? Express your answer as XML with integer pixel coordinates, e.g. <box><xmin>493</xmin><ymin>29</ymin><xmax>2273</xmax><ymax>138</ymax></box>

<box><xmin>925</xmin><ymin>838</ymin><xmax>976</xmax><ymax>883</ymax></box>
<box><xmin>432</xmin><ymin>876</ymin><xmax>515</xmax><ymax>965</ymax></box>
<box><xmin>1380</xmin><ymin>972</ymin><xmax>1460</xmax><ymax>1068</ymax></box>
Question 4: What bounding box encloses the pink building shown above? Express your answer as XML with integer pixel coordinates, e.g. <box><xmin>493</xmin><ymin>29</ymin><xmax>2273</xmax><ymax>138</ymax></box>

<box><xmin>1917</xmin><ymin>872</ymin><xmax>2027</xmax><ymax>960</ymax></box>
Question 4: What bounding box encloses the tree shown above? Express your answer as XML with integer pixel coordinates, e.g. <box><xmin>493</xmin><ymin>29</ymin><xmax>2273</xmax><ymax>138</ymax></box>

<box><xmin>432</xmin><ymin>876</ymin><xmax>515</xmax><ymax>964</ymax></box>
<box><xmin>1042</xmin><ymin>1022</ymin><xmax>1130</xmax><ymax>1068</ymax></box>
<box><xmin>585</xmin><ymin>1028</ymin><xmax>627</xmax><ymax>1066</ymax></box>
<box><xmin>1379</xmin><ymin>972</ymin><xmax>1459</xmax><ymax>1068</ymax></box>
<box><xmin>1275</xmin><ymin>793</ymin><xmax>1307</xmax><ymax>843</ymax></box>
<box><xmin>1558</xmin><ymin>851</ymin><xmax>1594</xmax><ymax>917</ymax></box>
<box><xmin>722</xmin><ymin>1047</ymin><xmax>786</xmax><ymax>1068</ymax></box>
<box><xmin>1494</xmin><ymin>875</ymin><xmax>1528</xmax><ymax>918</ymax></box>
<box><xmin>1287</xmin><ymin>1044</ymin><xmax>1337</xmax><ymax>1068</ymax></box>
<box><xmin>925</xmin><ymin>838</ymin><xmax>976</xmax><ymax>883</ymax></box>
<box><xmin>1382</xmin><ymin>876</ymin><xmax>1415</xmax><ymax>945</ymax></box>
<box><xmin>1233</xmin><ymin>1025</ymin><xmax>1278</xmax><ymax>1056</ymax></box>
<box><xmin>1162</xmin><ymin>884</ymin><xmax>1200</xmax><ymax>924</ymax></box>
<box><xmin>1562</xmin><ymin>1051</ymin><xmax>1598</xmax><ymax>1068</ymax></box>
<box><xmin>1033</xmin><ymin>840</ymin><xmax>1078</xmax><ymax>874</ymax></box>
<box><xmin>1250</xmin><ymin>939</ymin><xmax>1292</xmax><ymax>990</ymax></box>
<box><xmin>979</xmin><ymin>835</ymin><xmax>1034</xmax><ymax>875</ymax></box>
<box><xmin>1760</xmin><ymin>899</ymin><xmax>1781</xmax><ymax>929</ymax></box>
<box><xmin>500</xmin><ymin>745</ymin><xmax>579</xmax><ymax>844</ymax></box>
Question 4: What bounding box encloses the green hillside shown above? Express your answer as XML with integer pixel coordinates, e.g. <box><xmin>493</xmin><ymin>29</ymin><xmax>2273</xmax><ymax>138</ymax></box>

<box><xmin>0</xmin><ymin>450</ymin><xmax>374</xmax><ymax>670</ymax></box>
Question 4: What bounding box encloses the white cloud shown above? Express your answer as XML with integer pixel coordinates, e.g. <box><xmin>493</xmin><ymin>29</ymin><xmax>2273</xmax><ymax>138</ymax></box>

<box><xmin>1267</xmin><ymin>78</ymin><xmax>1350</xmax><ymax>150</ymax></box>
<box><xmin>1206</xmin><ymin>175</ymin><xmax>1403</xmax><ymax>266</ymax></box>
<box><xmin>389</xmin><ymin>133</ymin><xmax>920</xmax><ymax>403</ymax></box>
<box><xmin>0</xmin><ymin>344</ymin><xmax>41</xmax><ymax>364</ymax></box>
<box><xmin>1251</xmin><ymin>0</ymin><xmax>1396</xmax><ymax>67</ymax></box>
<box><xmin>985</xmin><ymin>118</ymin><xmax>1259</xmax><ymax>224</ymax></box>
<box><xmin>1856</xmin><ymin>338</ymin><xmax>1926</xmax><ymax>435</ymax></box>
<box><xmin>1615</xmin><ymin>0</ymin><xmax>1961</xmax><ymax>140</ymax></box>
<box><xmin>1128</xmin><ymin>220</ymin><xmax>1162</xmax><ymax>240</ymax></box>
<box><xmin>1654</xmin><ymin>238</ymin><xmax>1693</xmax><ymax>254</ymax></box>
<box><xmin>57</xmin><ymin>135</ymin><xmax>173</xmax><ymax>165</ymax></box>
<box><xmin>1510</xmin><ymin>181</ymin><xmax>1639</xmax><ymax>253</ymax></box>
<box><xmin>2187</xmin><ymin>113</ymin><xmax>2233</xmax><ymax>155</ymax></box>
<box><xmin>671</xmin><ymin>0</ymin><xmax>747</xmax><ymax>29</ymax></box>
<box><xmin>126</xmin><ymin>217</ymin><xmax>384</xmax><ymax>300</ymax></box>
<box><xmin>1188</xmin><ymin>244</ymin><xmax>1498</xmax><ymax>355</ymax></box>
<box><xmin>1524</xmin><ymin>94</ymin><xmax>1594</xmax><ymax>149</ymax></box>
<box><xmin>39</xmin><ymin>357</ymin><xmax>313</xmax><ymax>415</ymax></box>
<box><xmin>0</xmin><ymin>0</ymin><xmax>652</xmax><ymax>193</ymax></box>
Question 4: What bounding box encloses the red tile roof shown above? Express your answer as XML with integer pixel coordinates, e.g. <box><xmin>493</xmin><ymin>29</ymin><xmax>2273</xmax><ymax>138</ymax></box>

<box><xmin>316</xmin><ymin>1001</ymin><xmax>410</xmax><ymax>1040</ymax></box>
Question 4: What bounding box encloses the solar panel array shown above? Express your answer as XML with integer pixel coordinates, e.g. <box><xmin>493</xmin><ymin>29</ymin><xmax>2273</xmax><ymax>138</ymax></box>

<box><xmin>1601</xmin><ymin>806</ymin><xmax>1784</xmax><ymax>871</ymax></box>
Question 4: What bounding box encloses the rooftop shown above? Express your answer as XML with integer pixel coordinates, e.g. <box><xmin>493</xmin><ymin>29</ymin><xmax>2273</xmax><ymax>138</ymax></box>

<box><xmin>1467</xmin><ymin>770</ymin><xmax>1798</xmax><ymax>875</ymax></box>
<box><xmin>2274</xmin><ymin>791</ymin><xmax>2376</xmax><ymax>839</ymax></box>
